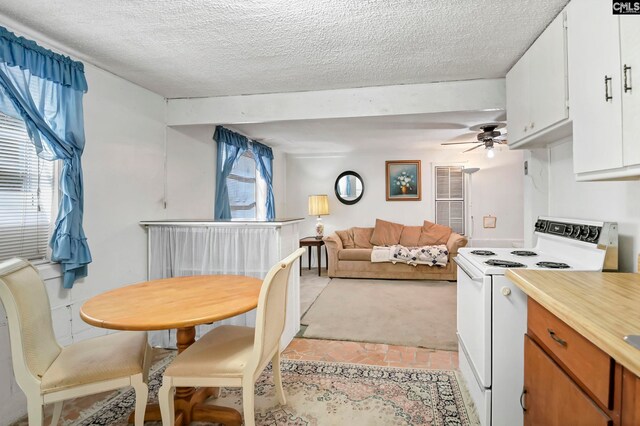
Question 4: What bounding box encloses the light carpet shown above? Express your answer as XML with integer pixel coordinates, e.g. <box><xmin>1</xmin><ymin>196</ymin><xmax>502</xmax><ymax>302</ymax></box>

<box><xmin>75</xmin><ymin>356</ymin><xmax>476</xmax><ymax>425</ymax></box>
<box><xmin>301</xmin><ymin>279</ymin><xmax>457</xmax><ymax>350</ymax></box>
<box><xmin>299</xmin><ymin>270</ymin><xmax>331</xmax><ymax>319</ymax></box>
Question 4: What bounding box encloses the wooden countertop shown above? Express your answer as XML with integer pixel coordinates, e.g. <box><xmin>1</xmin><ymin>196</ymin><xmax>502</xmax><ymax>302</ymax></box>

<box><xmin>506</xmin><ymin>269</ymin><xmax>640</xmax><ymax>377</ymax></box>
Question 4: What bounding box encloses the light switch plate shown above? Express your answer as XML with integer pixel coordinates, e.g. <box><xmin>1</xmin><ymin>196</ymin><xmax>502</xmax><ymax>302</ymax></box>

<box><xmin>624</xmin><ymin>335</ymin><xmax>640</xmax><ymax>350</ymax></box>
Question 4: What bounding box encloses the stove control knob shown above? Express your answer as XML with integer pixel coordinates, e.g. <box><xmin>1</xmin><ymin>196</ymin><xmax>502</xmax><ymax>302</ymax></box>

<box><xmin>501</xmin><ymin>287</ymin><xmax>512</xmax><ymax>296</ymax></box>
<box><xmin>572</xmin><ymin>226</ymin><xmax>581</xmax><ymax>239</ymax></box>
<box><xmin>580</xmin><ymin>225</ymin><xmax>590</xmax><ymax>241</ymax></box>
<box><xmin>565</xmin><ymin>225</ymin><xmax>573</xmax><ymax>236</ymax></box>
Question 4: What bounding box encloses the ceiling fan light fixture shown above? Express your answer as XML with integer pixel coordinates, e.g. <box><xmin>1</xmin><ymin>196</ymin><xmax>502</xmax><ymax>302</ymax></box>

<box><xmin>486</xmin><ymin>147</ymin><xmax>495</xmax><ymax>159</ymax></box>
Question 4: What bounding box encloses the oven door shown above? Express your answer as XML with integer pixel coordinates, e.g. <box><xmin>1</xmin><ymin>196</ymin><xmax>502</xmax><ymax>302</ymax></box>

<box><xmin>455</xmin><ymin>255</ymin><xmax>492</xmax><ymax>388</ymax></box>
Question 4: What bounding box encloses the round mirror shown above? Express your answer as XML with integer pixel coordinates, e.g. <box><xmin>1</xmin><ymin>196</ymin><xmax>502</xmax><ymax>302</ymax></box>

<box><xmin>335</xmin><ymin>171</ymin><xmax>364</xmax><ymax>205</ymax></box>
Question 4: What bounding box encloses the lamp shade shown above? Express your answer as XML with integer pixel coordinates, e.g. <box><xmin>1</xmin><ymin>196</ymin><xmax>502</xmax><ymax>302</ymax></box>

<box><xmin>308</xmin><ymin>195</ymin><xmax>330</xmax><ymax>216</ymax></box>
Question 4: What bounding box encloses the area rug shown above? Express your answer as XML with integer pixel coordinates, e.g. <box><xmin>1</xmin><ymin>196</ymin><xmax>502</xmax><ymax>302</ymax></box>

<box><xmin>77</xmin><ymin>357</ymin><xmax>476</xmax><ymax>425</ymax></box>
<box><xmin>301</xmin><ymin>279</ymin><xmax>457</xmax><ymax>350</ymax></box>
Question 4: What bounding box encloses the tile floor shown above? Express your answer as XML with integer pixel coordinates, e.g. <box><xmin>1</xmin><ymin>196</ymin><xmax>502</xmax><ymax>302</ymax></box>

<box><xmin>283</xmin><ymin>337</ymin><xmax>458</xmax><ymax>370</ymax></box>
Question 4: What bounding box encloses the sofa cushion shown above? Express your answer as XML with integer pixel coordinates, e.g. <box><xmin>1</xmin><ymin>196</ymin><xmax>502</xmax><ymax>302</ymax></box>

<box><xmin>352</xmin><ymin>227</ymin><xmax>374</xmax><ymax>248</ymax></box>
<box><xmin>399</xmin><ymin>226</ymin><xmax>422</xmax><ymax>247</ymax></box>
<box><xmin>338</xmin><ymin>249</ymin><xmax>373</xmax><ymax>261</ymax></box>
<box><xmin>335</xmin><ymin>229</ymin><xmax>355</xmax><ymax>249</ymax></box>
<box><xmin>370</xmin><ymin>219</ymin><xmax>404</xmax><ymax>246</ymax></box>
<box><xmin>418</xmin><ymin>221</ymin><xmax>452</xmax><ymax>246</ymax></box>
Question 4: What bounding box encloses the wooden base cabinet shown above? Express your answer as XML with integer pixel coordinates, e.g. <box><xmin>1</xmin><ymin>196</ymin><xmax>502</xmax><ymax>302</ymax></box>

<box><xmin>622</xmin><ymin>369</ymin><xmax>640</xmax><ymax>426</ymax></box>
<box><xmin>523</xmin><ymin>299</ymin><xmax>640</xmax><ymax>425</ymax></box>
<box><xmin>523</xmin><ymin>335</ymin><xmax>612</xmax><ymax>426</ymax></box>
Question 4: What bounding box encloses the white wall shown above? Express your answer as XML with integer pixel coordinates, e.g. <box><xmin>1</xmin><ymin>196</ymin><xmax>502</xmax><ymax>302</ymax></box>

<box><xmin>548</xmin><ymin>139</ymin><xmax>640</xmax><ymax>272</ymax></box>
<box><xmin>166</xmin><ymin>125</ymin><xmax>216</xmax><ymax>218</ymax></box>
<box><xmin>285</xmin><ymin>146</ymin><xmax>525</xmax><ymax>264</ymax></box>
<box><xmin>0</xmin><ymin>62</ymin><xmax>167</xmax><ymax>424</ymax></box>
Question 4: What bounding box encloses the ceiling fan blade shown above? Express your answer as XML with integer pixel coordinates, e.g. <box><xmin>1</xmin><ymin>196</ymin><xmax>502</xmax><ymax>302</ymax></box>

<box><xmin>463</xmin><ymin>144</ymin><xmax>483</xmax><ymax>153</ymax></box>
<box><xmin>441</xmin><ymin>141</ymin><xmax>478</xmax><ymax>145</ymax></box>
<box><xmin>496</xmin><ymin>139</ymin><xmax>509</xmax><ymax>144</ymax></box>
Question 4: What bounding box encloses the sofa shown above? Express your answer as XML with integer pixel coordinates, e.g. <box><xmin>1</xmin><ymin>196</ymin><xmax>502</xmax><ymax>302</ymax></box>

<box><xmin>324</xmin><ymin>219</ymin><xmax>468</xmax><ymax>281</ymax></box>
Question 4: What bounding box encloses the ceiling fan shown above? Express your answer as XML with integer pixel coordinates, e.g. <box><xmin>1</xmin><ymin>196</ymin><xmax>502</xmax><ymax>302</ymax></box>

<box><xmin>441</xmin><ymin>123</ymin><xmax>508</xmax><ymax>158</ymax></box>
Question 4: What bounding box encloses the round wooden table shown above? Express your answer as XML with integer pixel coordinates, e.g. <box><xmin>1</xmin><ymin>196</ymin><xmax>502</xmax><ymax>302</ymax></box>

<box><xmin>80</xmin><ymin>275</ymin><xmax>263</xmax><ymax>426</ymax></box>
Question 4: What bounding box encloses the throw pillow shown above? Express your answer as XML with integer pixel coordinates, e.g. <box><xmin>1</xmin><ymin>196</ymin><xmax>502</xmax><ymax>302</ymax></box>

<box><xmin>352</xmin><ymin>227</ymin><xmax>375</xmax><ymax>248</ymax></box>
<box><xmin>370</xmin><ymin>219</ymin><xmax>404</xmax><ymax>246</ymax></box>
<box><xmin>418</xmin><ymin>220</ymin><xmax>452</xmax><ymax>246</ymax></box>
<box><xmin>335</xmin><ymin>229</ymin><xmax>355</xmax><ymax>249</ymax></box>
<box><xmin>399</xmin><ymin>225</ymin><xmax>422</xmax><ymax>247</ymax></box>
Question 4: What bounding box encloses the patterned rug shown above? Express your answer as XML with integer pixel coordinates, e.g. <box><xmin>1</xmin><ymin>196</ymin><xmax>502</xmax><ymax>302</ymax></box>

<box><xmin>77</xmin><ymin>357</ymin><xmax>477</xmax><ymax>425</ymax></box>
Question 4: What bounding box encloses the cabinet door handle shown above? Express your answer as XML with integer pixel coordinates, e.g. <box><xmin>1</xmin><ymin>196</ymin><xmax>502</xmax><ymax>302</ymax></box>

<box><xmin>520</xmin><ymin>389</ymin><xmax>527</xmax><ymax>412</ymax></box>
<box><xmin>624</xmin><ymin>65</ymin><xmax>632</xmax><ymax>93</ymax></box>
<box><xmin>547</xmin><ymin>328</ymin><xmax>567</xmax><ymax>346</ymax></box>
<box><xmin>605</xmin><ymin>76</ymin><xmax>613</xmax><ymax>102</ymax></box>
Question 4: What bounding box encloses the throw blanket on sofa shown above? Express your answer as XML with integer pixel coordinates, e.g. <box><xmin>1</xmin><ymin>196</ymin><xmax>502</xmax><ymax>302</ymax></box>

<box><xmin>371</xmin><ymin>245</ymin><xmax>449</xmax><ymax>267</ymax></box>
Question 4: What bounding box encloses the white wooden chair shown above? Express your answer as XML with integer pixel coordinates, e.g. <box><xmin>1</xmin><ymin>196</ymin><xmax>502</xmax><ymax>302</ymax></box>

<box><xmin>0</xmin><ymin>258</ymin><xmax>152</xmax><ymax>426</ymax></box>
<box><xmin>158</xmin><ymin>248</ymin><xmax>305</xmax><ymax>426</ymax></box>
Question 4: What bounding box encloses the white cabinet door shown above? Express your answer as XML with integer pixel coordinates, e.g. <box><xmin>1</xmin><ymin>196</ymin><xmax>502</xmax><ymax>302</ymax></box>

<box><xmin>528</xmin><ymin>13</ymin><xmax>568</xmax><ymax>135</ymax></box>
<box><xmin>506</xmin><ymin>50</ymin><xmax>530</xmax><ymax>144</ymax></box>
<box><xmin>568</xmin><ymin>0</ymin><xmax>622</xmax><ymax>174</ymax></box>
<box><xmin>620</xmin><ymin>17</ymin><xmax>640</xmax><ymax>166</ymax></box>
<box><xmin>506</xmin><ymin>10</ymin><xmax>568</xmax><ymax>148</ymax></box>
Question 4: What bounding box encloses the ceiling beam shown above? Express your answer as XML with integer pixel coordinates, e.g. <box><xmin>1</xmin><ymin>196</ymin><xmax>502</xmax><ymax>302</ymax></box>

<box><xmin>167</xmin><ymin>78</ymin><xmax>505</xmax><ymax>126</ymax></box>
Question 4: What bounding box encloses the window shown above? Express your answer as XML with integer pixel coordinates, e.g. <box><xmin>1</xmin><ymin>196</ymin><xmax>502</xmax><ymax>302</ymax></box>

<box><xmin>226</xmin><ymin>150</ymin><xmax>267</xmax><ymax>219</ymax></box>
<box><xmin>434</xmin><ymin>166</ymin><xmax>464</xmax><ymax>234</ymax></box>
<box><xmin>0</xmin><ymin>112</ymin><xmax>55</xmax><ymax>262</ymax></box>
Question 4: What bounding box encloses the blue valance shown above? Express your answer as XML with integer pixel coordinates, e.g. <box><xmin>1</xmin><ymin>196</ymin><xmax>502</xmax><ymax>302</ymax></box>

<box><xmin>252</xmin><ymin>140</ymin><xmax>274</xmax><ymax>159</ymax></box>
<box><xmin>0</xmin><ymin>26</ymin><xmax>88</xmax><ymax>93</ymax></box>
<box><xmin>214</xmin><ymin>125</ymin><xmax>248</xmax><ymax>150</ymax></box>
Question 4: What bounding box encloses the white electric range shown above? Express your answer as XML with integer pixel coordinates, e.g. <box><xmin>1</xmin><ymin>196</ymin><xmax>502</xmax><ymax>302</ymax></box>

<box><xmin>454</xmin><ymin>217</ymin><xmax>618</xmax><ymax>426</ymax></box>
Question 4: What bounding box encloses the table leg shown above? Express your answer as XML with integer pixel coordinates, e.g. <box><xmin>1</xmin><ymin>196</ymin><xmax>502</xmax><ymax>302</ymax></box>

<box><xmin>308</xmin><ymin>246</ymin><xmax>311</xmax><ymax>270</ymax></box>
<box><xmin>128</xmin><ymin>326</ymin><xmax>241</xmax><ymax>425</ymax></box>
<box><xmin>317</xmin><ymin>244</ymin><xmax>321</xmax><ymax>276</ymax></box>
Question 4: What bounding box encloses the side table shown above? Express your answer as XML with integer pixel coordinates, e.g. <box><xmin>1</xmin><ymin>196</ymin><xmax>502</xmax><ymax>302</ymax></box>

<box><xmin>299</xmin><ymin>237</ymin><xmax>327</xmax><ymax>276</ymax></box>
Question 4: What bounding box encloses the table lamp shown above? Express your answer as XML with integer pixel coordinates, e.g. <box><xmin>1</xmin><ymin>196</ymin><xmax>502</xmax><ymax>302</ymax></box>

<box><xmin>308</xmin><ymin>194</ymin><xmax>330</xmax><ymax>239</ymax></box>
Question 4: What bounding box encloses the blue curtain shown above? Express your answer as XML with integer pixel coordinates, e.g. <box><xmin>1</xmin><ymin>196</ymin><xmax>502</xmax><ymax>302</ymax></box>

<box><xmin>250</xmin><ymin>140</ymin><xmax>275</xmax><ymax>220</ymax></box>
<box><xmin>213</xmin><ymin>126</ymin><xmax>276</xmax><ymax>220</ymax></box>
<box><xmin>214</xmin><ymin>126</ymin><xmax>248</xmax><ymax>219</ymax></box>
<box><xmin>0</xmin><ymin>26</ymin><xmax>91</xmax><ymax>288</ymax></box>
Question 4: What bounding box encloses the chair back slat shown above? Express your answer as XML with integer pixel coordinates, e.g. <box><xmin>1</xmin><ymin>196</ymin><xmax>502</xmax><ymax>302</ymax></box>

<box><xmin>251</xmin><ymin>248</ymin><xmax>305</xmax><ymax>370</ymax></box>
<box><xmin>0</xmin><ymin>258</ymin><xmax>61</xmax><ymax>380</ymax></box>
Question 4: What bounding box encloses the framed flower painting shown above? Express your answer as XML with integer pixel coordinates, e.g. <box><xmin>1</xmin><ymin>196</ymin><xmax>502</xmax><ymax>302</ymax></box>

<box><xmin>385</xmin><ymin>160</ymin><xmax>421</xmax><ymax>201</ymax></box>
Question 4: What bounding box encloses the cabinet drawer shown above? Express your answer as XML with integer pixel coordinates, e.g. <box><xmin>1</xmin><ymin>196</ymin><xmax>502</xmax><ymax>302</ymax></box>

<box><xmin>527</xmin><ymin>299</ymin><xmax>613</xmax><ymax>409</ymax></box>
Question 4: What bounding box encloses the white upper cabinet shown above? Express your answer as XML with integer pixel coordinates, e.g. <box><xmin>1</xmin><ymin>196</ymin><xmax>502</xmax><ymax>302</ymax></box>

<box><xmin>569</xmin><ymin>0</ymin><xmax>640</xmax><ymax>180</ymax></box>
<box><xmin>506</xmin><ymin>12</ymin><xmax>570</xmax><ymax>149</ymax></box>
<box><xmin>568</xmin><ymin>0</ymin><xmax>623</xmax><ymax>175</ymax></box>
<box><xmin>620</xmin><ymin>17</ymin><xmax>640</xmax><ymax>167</ymax></box>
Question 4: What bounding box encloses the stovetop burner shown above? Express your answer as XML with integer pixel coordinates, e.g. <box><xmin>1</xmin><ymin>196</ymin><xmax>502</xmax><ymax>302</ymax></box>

<box><xmin>471</xmin><ymin>250</ymin><xmax>496</xmax><ymax>256</ymax></box>
<box><xmin>511</xmin><ymin>250</ymin><xmax>537</xmax><ymax>257</ymax></box>
<box><xmin>536</xmin><ymin>261</ymin><xmax>571</xmax><ymax>269</ymax></box>
<box><xmin>485</xmin><ymin>259</ymin><xmax>527</xmax><ymax>268</ymax></box>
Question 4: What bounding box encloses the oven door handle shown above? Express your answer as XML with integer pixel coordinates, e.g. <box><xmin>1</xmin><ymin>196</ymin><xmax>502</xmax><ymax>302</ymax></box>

<box><xmin>454</xmin><ymin>256</ymin><xmax>484</xmax><ymax>282</ymax></box>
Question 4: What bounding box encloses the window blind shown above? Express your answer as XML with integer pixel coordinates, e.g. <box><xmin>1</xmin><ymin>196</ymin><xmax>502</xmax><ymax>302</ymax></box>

<box><xmin>435</xmin><ymin>166</ymin><xmax>464</xmax><ymax>234</ymax></box>
<box><xmin>227</xmin><ymin>150</ymin><xmax>257</xmax><ymax>219</ymax></box>
<box><xmin>0</xmin><ymin>112</ymin><xmax>54</xmax><ymax>261</ymax></box>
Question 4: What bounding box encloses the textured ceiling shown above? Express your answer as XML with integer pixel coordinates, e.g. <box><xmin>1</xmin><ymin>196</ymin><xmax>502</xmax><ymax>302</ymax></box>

<box><xmin>229</xmin><ymin>110</ymin><xmax>507</xmax><ymax>153</ymax></box>
<box><xmin>0</xmin><ymin>0</ymin><xmax>568</xmax><ymax>98</ymax></box>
